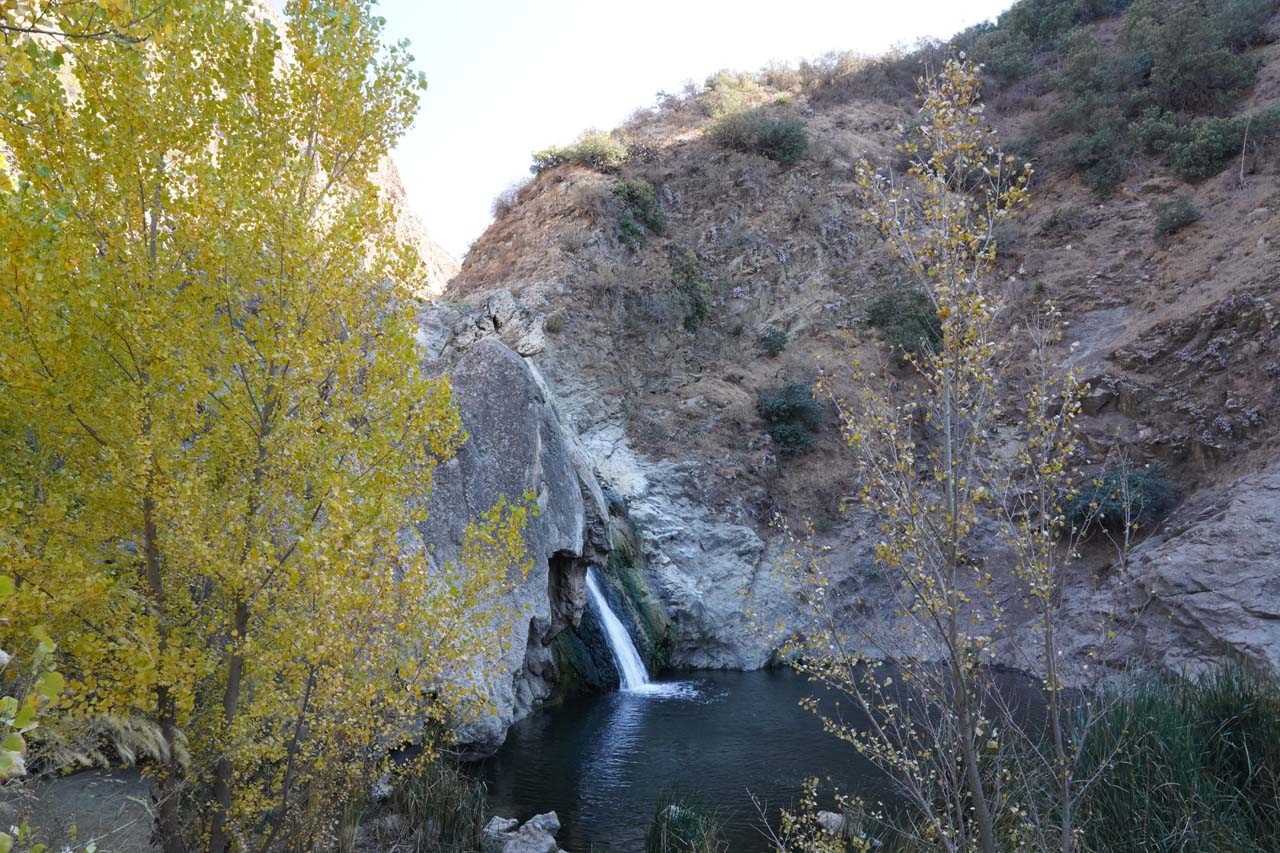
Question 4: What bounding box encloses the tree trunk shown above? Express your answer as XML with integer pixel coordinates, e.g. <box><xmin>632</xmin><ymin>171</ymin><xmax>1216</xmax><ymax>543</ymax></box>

<box><xmin>143</xmin><ymin>486</ymin><xmax>188</xmax><ymax>853</ymax></box>
<box><xmin>208</xmin><ymin>599</ymin><xmax>250</xmax><ymax>853</ymax></box>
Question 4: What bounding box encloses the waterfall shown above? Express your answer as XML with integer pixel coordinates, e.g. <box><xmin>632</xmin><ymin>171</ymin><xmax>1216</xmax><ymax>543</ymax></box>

<box><xmin>585</xmin><ymin>566</ymin><xmax>651</xmax><ymax>691</ymax></box>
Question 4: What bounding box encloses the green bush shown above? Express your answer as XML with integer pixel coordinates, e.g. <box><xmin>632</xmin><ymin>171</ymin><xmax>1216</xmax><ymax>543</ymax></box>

<box><xmin>998</xmin><ymin>0</ymin><xmax>1079</xmax><ymax>49</ymax></box>
<box><xmin>1153</xmin><ymin>197</ymin><xmax>1201</xmax><ymax>245</ymax></box>
<box><xmin>758</xmin><ymin>382</ymin><xmax>823</xmax><ymax>454</ymax></box>
<box><xmin>670</xmin><ymin>249</ymin><xmax>713</xmax><ymax>332</ymax></box>
<box><xmin>1076</xmin><ymin>669</ymin><xmax>1280</xmax><ymax>853</ymax></box>
<box><xmin>1123</xmin><ymin>0</ymin><xmax>1266</xmax><ymax>113</ymax></box>
<box><xmin>709</xmin><ymin>108</ymin><xmax>808</xmax><ymax>165</ymax></box>
<box><xmin>531</xmin><ymin>130</ymin><xmax>629</xmax><ymax>175</ymax></box>
<box><xmin>612</xmin><ymin>179</ymin><xmax>665</xmax><ymax>246</ymax></box>
<box><xmin>758</xmin><ymin>325</ymin><xmax>788</xmax><ymax>356</ymax></box>
<box><xmin>645</xmin><ymin>793</ymin><xmax>728</xmax><ymax>853</ymax></box>
<box><xmin>1032</xmin><ymin>0</ymin><xmax>1280</xmax><ymax>189</ymax></box>
<box><xmin>1169</xmin><ymin>110</ymin><xmax>1280</xmax><ymax>180</ymax></box>
<box><xmin>1065</xmin><ymin>112</ymin><xmax>1133</xmax><ymax>196</ymax></box>
<box><xmin>1062</xmin><ymin>463</ymin><xmax>1179</xmax><ymax>531</ymax></box>
<box><xmin>865</xmin><ymin>289</ymin><xmax>942</xmax><ymax>355</ymax></box>
<box><xmin>970</xmin><ymin>26</ymin><xmax>1036</xmax><ymax>80</ymax></box>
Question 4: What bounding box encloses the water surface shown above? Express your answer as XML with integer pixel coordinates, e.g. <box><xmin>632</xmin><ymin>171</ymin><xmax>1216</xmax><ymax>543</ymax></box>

<box><xmin>476</xmin><ymin>669</ymin><xmax>892</xmax><ymax>852</ymax></box>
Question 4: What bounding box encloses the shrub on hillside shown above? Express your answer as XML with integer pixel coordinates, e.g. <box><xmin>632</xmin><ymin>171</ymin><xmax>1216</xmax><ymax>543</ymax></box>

<box><xmin>708</xmin><ymin>108</ymin><xmax>808</xmax><ymax>165</ymax></box>
<box><xmin>611</xmin><ymin>179</ymin><xmax>665</xmax><ymax>246</ymax></box>
<box><xmin>758</xmin><ymin>325</ymin><xmax>788</xmax><ymax>357</ymax></box>
<box><xmin>490</xmin><ymin>180</ymin><xmax>528</xmax><ymax>219</ymax></box>
<box><xmin>969</xmin><ymin>25</ymin><xmax>1037</xmax><ymax>80</ymax></box>
<box><xmin>1022</xmin><ymin>0</ymin><xmax>1280</xmax><ymax>191</ymax></box>
<box><xmin>1169</xmin><ymin>110</ymin><xmax>1280</xmax><ymax>180</ymax></box>
<box><xmin>702</xmin><ymin>70</ymin><xmax>767</xmax><ymax>118</ymax></box>
<box><xmin>1153</xmin><ymin>197</ymin><xmax>1201</xmax><ymax>245</ymax></box>
<box><xmin>1062</xmin><ymin>463</ymin><xmax>1179</xmax><ymax>532</ymax></box>
<box><xmin>1065</xmin><ymin>112</ymin><xmax>1133</xmax><ymax>195</ymax></box>
<box><xmin>757</xmin><ymin>382</ymin><xmax>823</xmax><ymax>454</ymax></box>
<box><xmin>1123</xmin><ymin>0</ymin><xmax>1265</xmax><ymax>113</ymax></box>
<box><xmin>531</xmin><ymin>130</ymin><xmax>629</xmax><ymax>175</ymax></box>
<box><xmin>670</xmin><ymin>248</ymin><xmax>714</xmax><ymax>332</ymax></box>
<box><xmin>865</xmin><ymin>289</ymin><xmax>943</xmax><ymax>355</ymax></box>
<box><xmin>1133</xmin><ymin>107</ymin><xmax>1280</xmax><ymax>180</ymax></box>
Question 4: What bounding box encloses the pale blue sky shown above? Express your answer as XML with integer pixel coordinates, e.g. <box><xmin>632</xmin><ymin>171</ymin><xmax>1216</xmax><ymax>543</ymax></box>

<box><xmin>378</xmin><ymin>0</ymin><xmax>1015</xmax><ymax>259</ymax></box>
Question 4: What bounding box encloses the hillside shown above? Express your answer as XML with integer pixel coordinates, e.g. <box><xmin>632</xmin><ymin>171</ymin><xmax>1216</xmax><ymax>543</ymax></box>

<box><xmin>433</xmin><ymin>0</ymin><xmax>1280</xmax><ymax>722</ymax></box>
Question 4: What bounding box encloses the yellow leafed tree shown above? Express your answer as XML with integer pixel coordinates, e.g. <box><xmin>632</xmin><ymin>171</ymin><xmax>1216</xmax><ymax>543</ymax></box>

<box><xmin>0</xmin><ymin>1</ymin><xmax>528</xmax><ymax>850</ymax></box>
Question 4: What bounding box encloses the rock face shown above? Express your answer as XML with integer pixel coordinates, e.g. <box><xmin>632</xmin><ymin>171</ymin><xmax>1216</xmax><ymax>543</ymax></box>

<box><xmin>483</xmin><ymin>812</ymin><xmax>566</xmax><ymax>853</ymax></box>
<box><xmin>1122</xmin><ymin>465</ymin><xmax>1280</xmax><ymax>674</ymax></box>
<box><xmin>418</xmin><ymin>337</ymin><xmax>609</xmax><ymax>754</ymax></box>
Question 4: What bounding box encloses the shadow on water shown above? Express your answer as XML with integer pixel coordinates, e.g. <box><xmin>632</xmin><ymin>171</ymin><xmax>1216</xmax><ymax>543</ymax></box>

<box><xmin>475</xmin><ymin>668</ymin><xmax>895</xmax><ymax>852</ymax></box>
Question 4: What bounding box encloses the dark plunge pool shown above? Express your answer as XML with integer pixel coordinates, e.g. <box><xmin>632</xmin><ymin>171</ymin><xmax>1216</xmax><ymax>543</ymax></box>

<box><xmin>474</xmin><ymin>669</ymin><xmax>893</xmax><ymax>852</ymax></box>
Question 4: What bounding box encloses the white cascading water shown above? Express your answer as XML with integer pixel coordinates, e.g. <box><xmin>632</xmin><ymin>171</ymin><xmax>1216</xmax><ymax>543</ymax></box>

<box><xmin>585</xmin><ymin>566</ymin><xmax>651</xmax><ymax>691</ymax></box>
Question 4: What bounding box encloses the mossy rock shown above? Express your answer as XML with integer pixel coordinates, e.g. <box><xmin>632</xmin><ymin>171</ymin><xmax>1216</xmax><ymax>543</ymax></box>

<box><xmin>600</xmin><ymin>538</ymin><xmax>673</xmax><ymax>673</ymax></box>
<box><xmin>551</xmin><ymin>613</ymin><xmax>617</xmax><ymax>704</ymax></box>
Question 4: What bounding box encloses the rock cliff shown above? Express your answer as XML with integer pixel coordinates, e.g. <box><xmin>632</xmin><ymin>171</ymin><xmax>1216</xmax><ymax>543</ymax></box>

<box><xmin>417</xmin><ymin>334</ymin><xmax>609</xmax><ymax>754</ymax></box>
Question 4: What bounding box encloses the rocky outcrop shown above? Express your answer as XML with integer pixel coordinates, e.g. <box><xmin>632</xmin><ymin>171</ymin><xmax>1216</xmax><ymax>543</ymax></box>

<box><xmin>483</xmin><ymin>812</ymin><xmax>566</xmax><ymax>853</ymax></box>
<box><xmin>418</xmin><ymin>336</ymin><xmax>610</xmax><ymax>754</ymax></box>
<box><xmin>1123</xmin><ymin>464</ymin><xmax>1280</xmax><ymax>674</ymax></box>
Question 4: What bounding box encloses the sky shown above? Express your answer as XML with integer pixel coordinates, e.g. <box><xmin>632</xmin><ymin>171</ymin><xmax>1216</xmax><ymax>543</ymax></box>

<box><xmin>378</xmin><ymin>0</ymin><xmax>1016</xmax><ymax>259</ymax></box>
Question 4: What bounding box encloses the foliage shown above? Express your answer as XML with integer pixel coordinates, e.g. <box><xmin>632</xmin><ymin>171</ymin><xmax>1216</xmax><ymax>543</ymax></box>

<box><xmin>767</xmin><ymin>778</ymin><xmax>873</xmax><ymax>852</ymax></box>
<box><xmin>1064</xmin><ymin>112</ymin><xmax>1134</xmax><ymax>196</ymax></box>
<box><xmin>670</xmin><ymin>248</ymin><xmax>714</xmax><ymax>332</ymax></box>
<box><xmin>1152</xmin><ymin>198</ymin><xmax>1202</xmax><ymax>245</ymax></box>
<box><xmin>758</xmin><ymin>383</ymin><xmax>823</xmax><ymax>453</ymax></box>
<box><xmin>1063</xmin><ymin>464</ymin><xmax>1180</xmax><ymax>530</ymax></box>
<box><xmin>708</xmin><ymin>108</ymin><xmax>808</xmax><ymax>165</ymax></box>
<box><xmin>1170</xmin><ymin>110</ymin><xmax>1280</xmax><ymax>180</ymax></box>
<box><xmin>759</xmin><ymin>325</ymin><xmax>788</xmax><ymax>356</ymax></box>
<box><xmin>702</xmin><ymin>70</ymin><xmax>767</xmax><ymax>118</ymax></box>
<box><xmin>1075</xmin><ymin>669</ymin><xmax>1280</xmax><ymax>852</ymax></box>
<box><xmin>998</xmin><ymin>0</ymin><xmax>1280</xmax><ymax>189</ymax></box>
<box><xmin>864</xmin><ymin>289</ymin><xmax>943</xmax><ymax>355</ymax></box>
<box><xmin>644</xmin><ymin>792</ymin><xmax>729</xmax><ymax>853</ymax></box>
<box><xmin>1133</xmin><ymin>107</ymin><xmax>1280</xmax><ymax>180</ymax></box>
<box><xmin>612</xmin><ymin>179</ymin><xmax>665</xmax><ymax>246</ymax></box>
<box><xmin>0</xmin><ymin>579</ymin><xmax>65</xmax><ymax>853</ymax></box>
<box><xmin>969</xmin><ymin>25</ymin><xmax>1036</xmax><ymax>81</ymax></box>
<box><xmin>1122</xmin><ymin>0</ymin><xmax>1265</xmax><ymax>113</ymax></box>
<box><xmin>0</xmin><ymin>2</ymin><xmax>530</xmax><ymax>850</ymax></box>
<box><xmin>531</xmin><ymin>130</ymin><xmax>629</xmax><ymax>174</ymax></box>
<box><xmin>0</xmin><ymin>580</ymin><xmax>61</xmax><ymax>788</ymax></box>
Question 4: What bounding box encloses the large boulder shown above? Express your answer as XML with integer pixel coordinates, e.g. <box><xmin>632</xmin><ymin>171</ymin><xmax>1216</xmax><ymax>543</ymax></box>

<box><xmin>1124</xmin><ymin>465</ymin><xmax>1280</xmax><ymax>674</ymax></box>
<box><xmin>418</xmin><ymin>337</ymin><xmax>608</xmax><ymax>754</ymax></box>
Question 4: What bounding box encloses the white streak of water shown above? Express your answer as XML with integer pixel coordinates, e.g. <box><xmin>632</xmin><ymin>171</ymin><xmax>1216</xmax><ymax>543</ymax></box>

<box><xmin>585</xmin><ymin>566</ymin><xmax>653</xmax><ymax>690</ymax></box>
